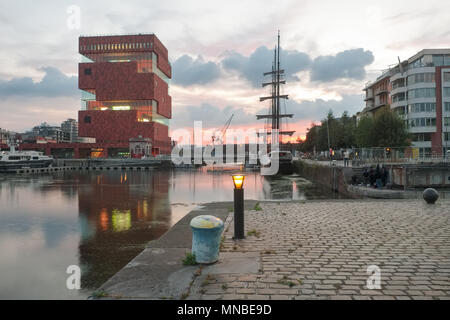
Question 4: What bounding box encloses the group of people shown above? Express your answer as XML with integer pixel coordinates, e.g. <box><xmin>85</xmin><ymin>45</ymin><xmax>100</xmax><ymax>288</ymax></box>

<box><xmin>362</xmin><ymin>164</ymin><xmax>389</xmax><ymax>188</ymax></box>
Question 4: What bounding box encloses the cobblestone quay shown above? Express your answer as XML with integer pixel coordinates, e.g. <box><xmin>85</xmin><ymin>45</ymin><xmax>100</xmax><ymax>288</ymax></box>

<box><xmin>190</xmin><ymin>200</ymin><xmax>450</xmax><ymax>300</ymax></box>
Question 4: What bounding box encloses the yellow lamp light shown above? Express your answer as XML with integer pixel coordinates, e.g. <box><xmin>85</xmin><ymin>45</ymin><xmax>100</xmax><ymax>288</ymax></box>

<box><xmin>232</xmin><ymin>175</ymin><xmax>245</xmax><ymax>189</ymax></box>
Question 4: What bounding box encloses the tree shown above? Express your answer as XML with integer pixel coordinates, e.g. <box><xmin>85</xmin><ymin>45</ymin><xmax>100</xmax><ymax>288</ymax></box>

<box><xmin>355</xmin><ymin>116</ymin><xmax>374</xmax><ymax>147</ymax></box>
<box><xmin>371</xmin><ymin>109</ymin><xmax>410</xmax><ymax>147</ymax></box>
<box><xmin>355</xmin><ymin>108</ymin><xmax>411</xmax><ymax>148</ymax></box>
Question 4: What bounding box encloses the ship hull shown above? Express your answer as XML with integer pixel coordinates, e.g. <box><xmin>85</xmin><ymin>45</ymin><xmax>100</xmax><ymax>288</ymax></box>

<box><xmin>261</xmin><ymin>160</ymin><xmax>294</xmax><ymax>176</ymax></box>
<box><xmin>0</xmin><ymin>160</ymin><xmax>53</xmax><ymax>172</ymax></box>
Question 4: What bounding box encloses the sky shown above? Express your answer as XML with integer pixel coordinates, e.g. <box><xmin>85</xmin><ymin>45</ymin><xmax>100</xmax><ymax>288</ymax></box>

<box><xmin>0</xmin><ymin>0</ymin><xmax>450</xmax><ymax>140</ymax></box>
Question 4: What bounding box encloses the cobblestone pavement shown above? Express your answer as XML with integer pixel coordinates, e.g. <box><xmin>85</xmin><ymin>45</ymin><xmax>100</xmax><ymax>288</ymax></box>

<box><xmin>190</xmin><ymin>200</ymin><xmax>450</xmax><ymax>300</ymax></box>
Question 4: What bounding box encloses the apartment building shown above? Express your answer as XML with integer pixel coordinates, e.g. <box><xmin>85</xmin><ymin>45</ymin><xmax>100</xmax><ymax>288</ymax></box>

<box><xmin>362</xmin><ymin>49</ymin><xmax>450</xmax><ymax>156</ymax></box>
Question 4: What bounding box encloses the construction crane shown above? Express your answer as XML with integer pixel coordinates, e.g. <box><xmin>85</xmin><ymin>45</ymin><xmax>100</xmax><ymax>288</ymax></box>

<box><xmin>211</xmin><ymin>114</ymin><xmax>234</xmax><ymax>146</ymax></box>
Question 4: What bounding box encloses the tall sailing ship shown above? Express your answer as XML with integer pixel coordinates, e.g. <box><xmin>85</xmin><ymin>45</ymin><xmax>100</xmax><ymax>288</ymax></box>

<box><xmin>257</xmin><ymin>32</ymin><xmax>295</xmax><ymax>174</ymax></box>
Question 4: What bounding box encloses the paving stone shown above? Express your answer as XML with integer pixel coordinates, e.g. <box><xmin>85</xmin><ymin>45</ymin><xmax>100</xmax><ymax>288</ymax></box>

<box><xmin>192</xmin><ymin>200</ymin><xmax>450</xmax><ymax>301</ymax></box>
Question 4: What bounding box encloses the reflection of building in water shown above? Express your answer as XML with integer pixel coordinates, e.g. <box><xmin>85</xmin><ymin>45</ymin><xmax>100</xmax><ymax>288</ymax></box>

<box><xmin>76</xmin><ymin>171</ymin><xmax>171</xmax><ymax>289</ymax></box>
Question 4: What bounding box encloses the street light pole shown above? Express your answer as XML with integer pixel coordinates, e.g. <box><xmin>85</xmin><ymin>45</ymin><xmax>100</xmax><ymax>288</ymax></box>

<box><xmin>327</xmin><ymin>116</ymin><xmax>331</xmax><ymax>163</ymax></box>
<box><xmin>232</xmin><ymin>175</ymin><xmax>245</xmax><ymax>239</ymax></box>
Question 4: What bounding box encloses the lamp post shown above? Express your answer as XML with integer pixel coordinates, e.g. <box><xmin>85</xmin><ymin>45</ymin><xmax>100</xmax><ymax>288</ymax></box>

<box><xmin>232</xmin><ymin>174</ymin><xmax>245</xmax><ymax>239</ymax></box>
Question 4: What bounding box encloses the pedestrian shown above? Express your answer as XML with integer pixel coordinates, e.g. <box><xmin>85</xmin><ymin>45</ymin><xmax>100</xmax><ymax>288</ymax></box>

<box><xmin>343</xmin><ymin>150</ymin><xmax>349</xmax><ymax>167</ymax></box>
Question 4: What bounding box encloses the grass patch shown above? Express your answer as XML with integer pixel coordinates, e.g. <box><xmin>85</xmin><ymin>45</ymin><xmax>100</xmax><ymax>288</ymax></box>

<box><xmin>91</xmin><ymin>290</ymin><xmax>108</xmax><ymax>298</ymax></box>
<box><xmin>278</xmin><ymin>275</ymin><xmax>296</xmax><ymax>288</ymax></box>
<box><xmin>247</xmin><ymin>229</ymin><xmax>261</xmax><ymax>238</ymax></box>
<box><xmin>221</xmin><ymin>284</ymin><xmax>228</xmax><ymax>290</ymax></box>
<box><xmin>219</xmin><ymin>235</ymin><xmax>225</xmax><ymax>250</ymax></box>
<box><xmin>263</xmin><ymin>249</ymin><xmax>276</xmax><ymax>254</ymax></box>
<box><xmin>180</xmin><ymin>292</ymin><xmax>189</xmax><ymax>300</ymax></box>
<box><xmin>182</xmin><ymin>252</ymin><xmax>197</xmax><ymax>266</ymax></box>
<box><xmin>253</xmin><ymin>202</ymin><xmax>262</xmax><ymax>211</ymax></box>
<box><xmin>201</xmin><ymin>274</ymin><xmax>215</xmax><ymax>287</ymax></box>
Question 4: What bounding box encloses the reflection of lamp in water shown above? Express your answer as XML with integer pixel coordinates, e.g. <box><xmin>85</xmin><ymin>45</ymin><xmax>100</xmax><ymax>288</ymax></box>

<box><xmin>231</xmin><ymin>174</ymin><xmax>245</xmax><ymax>239</ymax></box>
<box><xmin>143</xmin><ymin>200</ymin><xmax>148</xmax><ymax>217</ymax></box>
<box><xmin>99</xmin><ymin>208</ymin><xmax>109</xmax><ymax>231</ymax></box>
<box><xmin>111</xmin><ymin>209</ymin><xmax>131</xmax><ymax>232</ymax></box>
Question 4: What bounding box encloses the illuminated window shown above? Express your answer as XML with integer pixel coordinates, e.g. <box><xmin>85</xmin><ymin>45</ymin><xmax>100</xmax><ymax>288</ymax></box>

<box><xmin>112</xmin><ymin>106</ymin><xmax>131</xmax><ymax>110</ymax></box>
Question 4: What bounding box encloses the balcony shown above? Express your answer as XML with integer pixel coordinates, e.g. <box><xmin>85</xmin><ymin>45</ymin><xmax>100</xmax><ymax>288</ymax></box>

<box><xmin>374</xmin><ymin>87</ymin><xmax>388</xmax><ymax>96</ymax></box>
<box><xmin>390</xmin><ymin>86</ymin><xmax>406</xmax><ymax>96</ymax></box>
<box><xmin>391</xmin><ymin>99</ymin><xmax>407</xmax><ymax>110</ymax></box>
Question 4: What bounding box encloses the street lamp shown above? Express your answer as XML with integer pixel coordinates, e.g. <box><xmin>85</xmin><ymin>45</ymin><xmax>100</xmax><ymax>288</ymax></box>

<box><xmin>232</xmin><ymin>174</ymin><xmax>245</xmax><ymax>239</ymax></box>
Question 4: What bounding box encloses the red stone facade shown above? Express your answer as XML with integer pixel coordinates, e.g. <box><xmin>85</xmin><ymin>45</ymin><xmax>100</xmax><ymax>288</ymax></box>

<box><xmin>78</xmin><ymin>34</ymin><xmax>172</xmax><ymax>156</ymax></box>
<box><xmin>78</xmin><ymin>110</ymin><xmax>171</xmax><ymax>154</ymax></box>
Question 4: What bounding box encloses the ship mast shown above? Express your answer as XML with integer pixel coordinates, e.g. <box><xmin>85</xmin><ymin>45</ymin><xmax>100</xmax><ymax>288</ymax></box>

<box><xmin>257</xmin><ymin>31</ymin><xmax>294</xmax><ymax>147</ymax></box>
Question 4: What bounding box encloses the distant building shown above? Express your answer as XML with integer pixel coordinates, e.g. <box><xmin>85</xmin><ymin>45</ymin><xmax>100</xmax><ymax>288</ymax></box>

<box><xmin>61</xmin><ymin>118</ymin><xmax>78</xmax><ymax>142</ymax></box>
<box><xmin>361</xmin><ymin>49</ymin><xmax>450</xmax><ymax>157</ymax></box>
<box><xmin>78</xmin><ymin>33</ymin><xmax>172</xmax><ymax>157</ymax></box>
<box><xmin>0</xmin><ymin>128</ymin><xmax>21</xmax><ymax>148</ymax></box>
<box><xmin>30</xmin><ymin>122</ymin><xmax>64</xmax><ymax>143</ymax></box>
<box><xmin>0</xmin><ymin>128</ymin><xmax>8</xmax><ymax>145</ymax></box>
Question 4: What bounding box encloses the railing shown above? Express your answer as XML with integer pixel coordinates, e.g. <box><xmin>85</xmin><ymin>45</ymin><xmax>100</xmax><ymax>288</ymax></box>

<box><xmin>350</xmin><ymin>147</ymin><xmax>450</xmax><ymax>166</ymax></box>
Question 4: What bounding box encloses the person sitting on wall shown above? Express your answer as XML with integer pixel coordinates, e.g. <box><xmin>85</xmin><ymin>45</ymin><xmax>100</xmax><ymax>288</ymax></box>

<box><xmin>369</xmin><ymin>167</ymin><xmax>376</xmax><ymax>187</ymax></box>
<box><xmin>363</xmin><ymin>168</ymin><xmax>369</xmax><ymax>185</ymax></box>
<box><xmin>381</xmin><ymin>166</ymin><xmax>389</xmax><ymax>186</ymax></box>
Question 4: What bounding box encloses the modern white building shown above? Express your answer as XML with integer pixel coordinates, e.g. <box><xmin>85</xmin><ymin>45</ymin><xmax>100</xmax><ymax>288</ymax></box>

<box><xmin>363</xmin><ymin>49</ymin><xmax>450</xmax><ymax>157</ymax></box>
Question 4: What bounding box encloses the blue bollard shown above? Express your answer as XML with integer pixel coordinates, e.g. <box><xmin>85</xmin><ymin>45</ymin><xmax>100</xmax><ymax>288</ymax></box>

<box><xmin>190</xmin><ymin>215</ymin><xmax>224</xmax><ymax>264</ymax></box>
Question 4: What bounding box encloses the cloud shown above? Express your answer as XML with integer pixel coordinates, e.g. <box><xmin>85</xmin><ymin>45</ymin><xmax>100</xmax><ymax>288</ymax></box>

<box><xmin>171</xmin><ymin>55</ymin><xmax>221</xmax><ymax>86</ymax></box>
<box><xmin>310</xmin><ymin>49</ymin><xmax>374</xmax><ymax>82</ymax></box>
<box><xmin>0</xmin><ymin>67</ymin><xmax>78</xmax><ymax>98</ymax></box>
<box><xmin>0</xmin><ymin>96</ymin><xmax>79</xmax><ymax>131</ymax></box>
<box><xmin>222</xmin><ymin>46</ymin><xmax>311</xmax><ymax>87</ymax></box>
<box><xmin>171</xmin><ymin>103</ymin><xmax>256</xmax><ymax>129</ymax></box>
<box><xmin>170</xmin><ymin>94</ymin><xmax>364</xmax><ymax>137</ymax></box>
<box><xmin>289</xmin><ymin>94</ymin><xmax>364</xmax><ymax>123</ymax></box>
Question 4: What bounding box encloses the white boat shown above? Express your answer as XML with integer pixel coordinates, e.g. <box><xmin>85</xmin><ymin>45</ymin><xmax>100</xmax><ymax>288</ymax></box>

<box><xmin>0</xmin><ymin>145</ymin><xmax>53</xmax><ymax>172</ymax></box>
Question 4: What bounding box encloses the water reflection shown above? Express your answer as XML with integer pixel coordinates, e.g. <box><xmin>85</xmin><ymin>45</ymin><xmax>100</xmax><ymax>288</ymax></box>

<box><xmin>76</xmin><ymin>171</ymin><xmax>172</xmax><ymax>290</ymax></box>
<box><xmin>0</xmin><ymin>169</ymin><xmax>343</xmax><ymax>299</ymax></box>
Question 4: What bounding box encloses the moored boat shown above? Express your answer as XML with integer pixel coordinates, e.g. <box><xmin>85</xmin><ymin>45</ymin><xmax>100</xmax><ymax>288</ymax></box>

<box><xmin>0</xmin><ymin>146</ymin><xmax>53</xmax><ymax>172</ymax></box>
